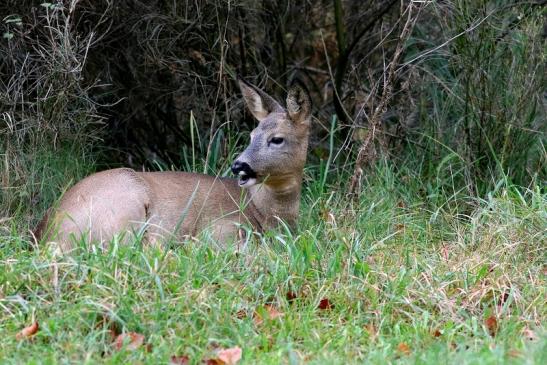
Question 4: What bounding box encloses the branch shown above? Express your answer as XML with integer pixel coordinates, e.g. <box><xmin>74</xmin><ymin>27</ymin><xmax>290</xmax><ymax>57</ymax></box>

<box><xmin>348</xmin><ymin>2</ymin><xmax>421</xmax><ymax>196</ymax></box>
<box><xmin>333</xmin><ymin>0</ymin><xmax>399</xmax><ymax>126</ymax></box>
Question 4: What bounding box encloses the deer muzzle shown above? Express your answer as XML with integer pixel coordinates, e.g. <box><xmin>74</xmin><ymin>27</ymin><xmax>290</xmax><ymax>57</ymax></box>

<box><xmin>231</xmin><ymin>160</ymin><xmax>258</xmax><ymax>187</ymax></box>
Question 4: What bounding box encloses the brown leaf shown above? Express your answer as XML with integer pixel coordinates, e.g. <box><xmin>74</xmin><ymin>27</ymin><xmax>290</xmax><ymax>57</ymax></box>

<box><xmin>217</xmin><ymin>347</ymin><xmax>242</xmax><ymax>365</ymax></box>
<box><xmin>206</xmin><ymin>347</ymin><xmax>242</xmax><ymax>365</ymax></box>
<box><xmin>432</xmin><ymin>329</ymin><xmax>442</xmax><ymax>338</ymax></box>
<box><xmin>397</xmin><ymin>342</ymin><xmax>411</xmax><ymax>355</ymax></box>
<box><xmin>485</xmin><ymin>315</ymin><xmax>498</xmax><ymax>337</ymax></box>
<box><xmin>364</xmin><ymin>323</ymin><xmax>377</xmax><ymax>342</ymax></box>
<box><xmin>317</xmin><ymin>298</ymin><xmax>334</xmax><ymax>310</ymax></box>
<box><xmin>253</xmin><ymin>304</ymin><xmax>284</xmax><ymax>326</ymax></box>
<box><xmin>286</xmin><ymin>290</ymin><xmax>297</xmax><ymax>303</ymax></box>
<box><xmin>16</xmin><ymin>321</ymin><xmax>39</xmax><ymax>340</ymax></box>
<box><xmin>113</xmin><ymin>332</ymin><xmax>146</xmax><ymax>351</ymax></box>
<box><xmin>264</xmin><ymin>305</ymin><xmax>284</xmax><ymax>319</ymax></box>
<box><xmin>170</xmin><ymin>355</ymin><xmax>190</xmax><ymax>365</ymax></box>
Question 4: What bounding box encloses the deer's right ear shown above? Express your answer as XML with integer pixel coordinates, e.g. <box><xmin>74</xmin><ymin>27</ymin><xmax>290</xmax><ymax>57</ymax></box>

<box><xmin>238</xmin><ymin>77</ymin><xmax>282</xmax><ymax>121</ymax></box>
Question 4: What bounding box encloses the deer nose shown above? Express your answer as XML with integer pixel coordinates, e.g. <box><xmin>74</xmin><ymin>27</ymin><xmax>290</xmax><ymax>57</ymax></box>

<box><xmin>231</xmin><ymin>161</ymin><xmax>256</xmax><ymax>177</ymax></box>
<box><xmin>231</xmin><ymin>160</ymin><xmax>245</xmax><ymax>175</ymax></box>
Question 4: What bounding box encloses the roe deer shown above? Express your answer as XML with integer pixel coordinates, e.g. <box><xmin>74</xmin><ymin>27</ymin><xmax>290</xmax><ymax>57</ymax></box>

<box><xmin>35</xmin><ymin>78</ymin><xmax>312</xmax><ymax>252</ymax></box>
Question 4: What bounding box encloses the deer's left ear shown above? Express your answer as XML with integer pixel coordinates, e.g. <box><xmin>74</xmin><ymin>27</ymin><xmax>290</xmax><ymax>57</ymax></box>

<box><xmin>286</xmin><ymin>80</ymin><xmax>312</xmax><ymax>125</ymax></box>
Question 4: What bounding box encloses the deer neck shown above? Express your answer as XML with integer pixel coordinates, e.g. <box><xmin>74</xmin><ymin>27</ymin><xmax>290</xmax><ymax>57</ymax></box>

<box><xmin>248</xmin><ymin>173</ymin><xmax>302</xmax><ymax>230</ymax></box>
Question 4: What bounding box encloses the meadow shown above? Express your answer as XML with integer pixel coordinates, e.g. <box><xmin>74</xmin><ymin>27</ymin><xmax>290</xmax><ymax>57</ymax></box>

<box><xmin>1</xmin><ymin>156</ymin><xmax>545</xmax><ymax>364</ymax></box>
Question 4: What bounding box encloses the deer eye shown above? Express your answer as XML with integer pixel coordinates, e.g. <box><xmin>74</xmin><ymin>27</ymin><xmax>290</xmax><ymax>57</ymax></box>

<box><xmin>269</xmin><ymin>137</ymin><xmax>284</xmax><ymax>146</ymax></box>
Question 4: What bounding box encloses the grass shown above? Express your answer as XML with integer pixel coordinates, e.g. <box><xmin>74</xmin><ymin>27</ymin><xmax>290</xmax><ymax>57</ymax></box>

<box><xmin>1</xmin><ymin>160</ymin><xmax>545</xmax><ymax>364</ymax></box>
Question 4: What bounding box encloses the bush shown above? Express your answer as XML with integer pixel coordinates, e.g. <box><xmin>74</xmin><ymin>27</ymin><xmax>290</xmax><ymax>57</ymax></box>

<box><xmin>412</xmin><ymin>0</ymin><xmax>546</xmax><ymax>196</ymax></box>
<box><xmin>1</xmin><ymin>1</ymin><xmax>102</xmax><ymax>225</ymax></box>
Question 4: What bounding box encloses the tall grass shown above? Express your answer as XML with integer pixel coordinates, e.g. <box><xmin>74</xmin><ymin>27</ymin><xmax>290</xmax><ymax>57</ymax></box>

<box><xmin>1</xmin><ymin>1</ymin><xmax>103</xmax><ymax>226</ymax></box>
<box><xmin>411</xmin><ymin>0</ymin><xmax>546</xmax><ymax>198</ymax></box>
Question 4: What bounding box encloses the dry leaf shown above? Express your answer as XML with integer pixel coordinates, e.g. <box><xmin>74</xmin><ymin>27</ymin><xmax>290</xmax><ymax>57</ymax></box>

<box><xmin>16</xmin><ymin>321</ymin><xmax>39</xmax><ymax>340</ymax></box>
<box><xmin>397</xmin><ymin>342</ymin><xmax>411</xmax><ymax>355</ymax></box>
<box><xmin>317</xmin><ymin>298</ymin><xmax>334</xmax><ymax>310</ymax></box>
<box><xmin>485</xmin><ymin>316</ymin><xmax>498</xmax><ymax>337</ymax></box>
<box><xmin>217</xmin><ymin>346</ymin><xmax>242</xmax><ymax>365</ymax></box>
<box><xmin>113</xmin><ymin>332</ymin><xmax>146</xmax><ymax>351</ymax></box>
<box><xmin>432</xmin><ymin>329</ymin><xmax>442</xmax><ymax>338</ymax></box>
<box><xmin>253</xmin><ymin>304</ymin><xmax>284</xmax><ymax>325</ymax></box>
<box><xmin>206</xmin><ymin>347</ymin><xmax>242</xmax><ymax>365</ymax></box>
<box><xmin>170</xmin><ymin>355</ymin><xmax>190</xmax><ymax>364</ymax></box>
<box><xmin>364</xmin><ymin>323</ymin><xmax>377</xmax><ymax>341</ymax></box>
<box><xmin>286</xmin><ymin>290</ymin><xmax>297</xmax><ymax>303</ymax></box>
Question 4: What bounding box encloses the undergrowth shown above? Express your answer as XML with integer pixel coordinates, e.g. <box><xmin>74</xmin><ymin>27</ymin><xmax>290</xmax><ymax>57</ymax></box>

<box><xmin>0</xmin><ymin>160</ymin><xmax>545</xmax><ymax>364</ymax></box>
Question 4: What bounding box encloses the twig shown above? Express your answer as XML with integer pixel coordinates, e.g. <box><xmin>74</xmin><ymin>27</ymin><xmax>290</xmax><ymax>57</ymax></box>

<box><xmin>349</xmin><ymin>1</ymin><xmax>422</xmax><ymax>196</ymax></box>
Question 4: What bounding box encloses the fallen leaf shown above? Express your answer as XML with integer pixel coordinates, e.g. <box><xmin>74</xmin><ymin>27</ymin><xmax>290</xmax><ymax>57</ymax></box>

<box><xmin>485</xmin><ymin>315</ymin><xmax>498</xmax><ymax>337</ymax></box>
<box><xmin>364</xmin><ymin>323</ymin><xmax>377</xmax><ymax>341</ymax></box>
<box><xmin>253</xmin><ymin>304</ymin><xmax>284</xmax><ymax>325</ymax></box>
<box><xmin>286</xmin><ymin>290</ymin><xmax>297</xmax><ymax>303</ymax></box>
<box><xmin>206</xmin><ymin>346</ymin><xmax>242</xmax><ymax>365</ymax></box>
<box><xmin>16</xmin><ymin>321</ymin><xmax>39</xmax><ymax>340</ymax></box>
<box><xmin>113</xmin><ymin>332</ymin><xmax>146</xmax><ymax>351</ymax></box>
<box><xmin>217</xmin><ymin>346</ymin><xmax>242</xmax><ymax>365</ymax></box>
<box><xmin>317</xmin><ymin>298</ymin><xmax>334</xmax><ymax>310</ymax></box>
<box><xmin>397</xmin><ymin>342</ymin><xmax>411</xmax><ymax>355</ymax></box>
<box><xmin>432</xmin><ymin>329</ymin><xmax>442</xmax><ymax>337</ymax></box>
<box><xmin>264</xmin><ymin>305</ymin><xmax>284</xmax><ymax>319</ymax></box>
<box><xmin>170</xmin><ymin>355</ymin><xmax>190</xmax><ymax>364</ymax></box>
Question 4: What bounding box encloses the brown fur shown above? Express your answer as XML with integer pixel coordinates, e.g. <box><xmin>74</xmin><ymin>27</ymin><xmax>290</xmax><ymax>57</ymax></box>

<box><xmin>35</xmin><ymin>78</ymin><xmax>312</xmax><ymax>252</ymax></box>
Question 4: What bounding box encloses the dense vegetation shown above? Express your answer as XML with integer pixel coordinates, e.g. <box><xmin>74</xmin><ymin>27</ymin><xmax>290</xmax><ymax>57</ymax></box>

<box><xmin>1</xmin><ymin>0</ymin><xmax>545</xmax><ymax>363</ymax></box>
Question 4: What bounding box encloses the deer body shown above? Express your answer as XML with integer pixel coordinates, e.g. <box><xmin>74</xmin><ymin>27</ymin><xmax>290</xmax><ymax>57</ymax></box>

<box><xmin>36</xmin><ymin>78</ymin><xmax>312</xmax><ymax>252</ymax></box>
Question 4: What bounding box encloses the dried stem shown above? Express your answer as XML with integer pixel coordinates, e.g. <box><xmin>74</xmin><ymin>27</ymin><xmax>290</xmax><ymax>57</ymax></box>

<box><xmin>348</xmin><ymin>2</ymin><xmax>421</xmax><ymax>196</ymax></box>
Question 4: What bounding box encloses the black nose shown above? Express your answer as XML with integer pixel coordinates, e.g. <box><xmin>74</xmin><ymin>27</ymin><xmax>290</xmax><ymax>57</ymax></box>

<box><xmin>231</xmin><ymin>160</ymin><xmax>244</xmax><ymax>175</ymax></box>
<box><xmin>231</xmin><ymin>161</ymin><xmax>257</xmax><ymax>177</ymax></box>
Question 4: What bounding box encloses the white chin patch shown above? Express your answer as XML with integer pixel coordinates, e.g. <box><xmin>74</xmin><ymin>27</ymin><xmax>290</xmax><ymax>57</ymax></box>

<box><xmin>238</xmin><ymin>177</ymin><xmax>257</xmax><ymax>187</ymax></box>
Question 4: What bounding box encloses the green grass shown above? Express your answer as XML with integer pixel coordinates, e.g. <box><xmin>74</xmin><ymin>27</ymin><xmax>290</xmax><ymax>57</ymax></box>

<box><xmin>1</xmin><ymin>162</ymin><xmax>545</xmax><ymax>364</ymax></box>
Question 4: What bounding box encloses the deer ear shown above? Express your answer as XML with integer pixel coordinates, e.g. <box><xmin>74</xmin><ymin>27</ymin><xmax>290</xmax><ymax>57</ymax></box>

<box><xmin>238</xmin><ymin>77</ymin><xmax>282</xmax><ymax>121</ymax></box>
<box><xmin>286</xmin><ymin>80</ymin><xmax>312</xmax><ymax>125</ymax></box>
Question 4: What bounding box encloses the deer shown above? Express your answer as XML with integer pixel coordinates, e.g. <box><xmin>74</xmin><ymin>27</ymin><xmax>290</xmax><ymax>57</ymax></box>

<box><xmin>35</xmin><ymin>77</ymin><xmax>312</xmax><ymax>253</ymax></box>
